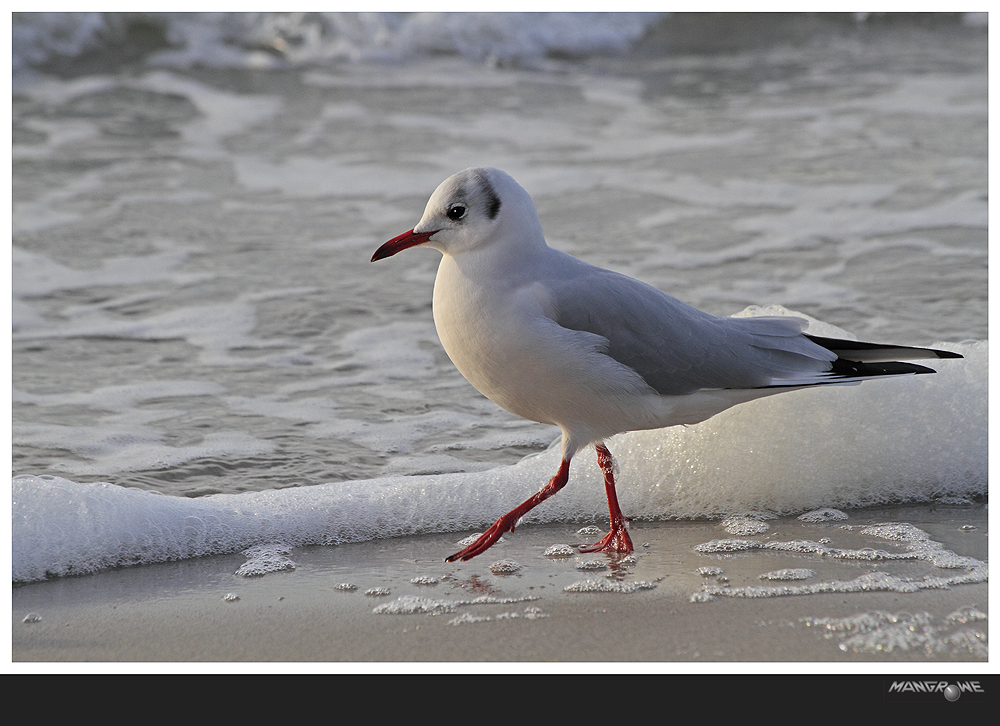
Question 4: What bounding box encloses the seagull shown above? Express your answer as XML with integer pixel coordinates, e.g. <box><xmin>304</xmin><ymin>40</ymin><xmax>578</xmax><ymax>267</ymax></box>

<box><xmin>371</xmin><ymin>167</ymin><xmax>962</xmax><ymax>562</ymax></box>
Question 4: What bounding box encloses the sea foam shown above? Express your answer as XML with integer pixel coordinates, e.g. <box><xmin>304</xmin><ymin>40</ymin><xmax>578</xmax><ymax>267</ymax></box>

<box><xmin>12</xmin><ymin>337</ymin><xmax>985</xmax><ymax>583</ymax></box>
<box><xmin>12</xmin><ymin>12</ymin><xmax>663</xmax><ymax>72</ymax></box>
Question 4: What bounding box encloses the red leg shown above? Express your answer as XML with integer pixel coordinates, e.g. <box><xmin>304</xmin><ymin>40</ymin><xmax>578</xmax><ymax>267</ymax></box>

<box><xmin>579</xmin><ymin>443</ymin><xmax>633</xmax><ymax>555</ymax></box>
<box><xmin>446</xmin><ymin>458</ymin><xmax>572</xmax><ymax>562</ymax></box>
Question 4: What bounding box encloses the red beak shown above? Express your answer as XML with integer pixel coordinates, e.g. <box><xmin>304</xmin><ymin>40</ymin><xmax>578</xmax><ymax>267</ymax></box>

<box><xmin>371</xmin><ymin>228</ymin><xmax>438</xmax><ymax>262</ymax></box>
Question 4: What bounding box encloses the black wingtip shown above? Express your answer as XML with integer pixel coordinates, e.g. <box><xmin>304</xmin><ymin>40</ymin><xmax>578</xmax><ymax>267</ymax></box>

<box><xmin>828</xmin><ymin>359</ymin><xmax>938</xmax><ymax>378</ymax></box>
<box><xmin>804</xmin><ymin>334</ymin><xmax>964</xmax><ymax>362</ymax></box>
<box><xmin>933</xmin><ymin>349</ymin><xmax>964</xmax><ymax>359</ymax></box>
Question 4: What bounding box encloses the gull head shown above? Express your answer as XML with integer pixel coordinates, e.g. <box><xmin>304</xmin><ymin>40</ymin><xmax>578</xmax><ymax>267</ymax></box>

<box><xmin>372</xmin><ymin>167</ymin><xmax>544</xmax><ymax>262</ymax></box>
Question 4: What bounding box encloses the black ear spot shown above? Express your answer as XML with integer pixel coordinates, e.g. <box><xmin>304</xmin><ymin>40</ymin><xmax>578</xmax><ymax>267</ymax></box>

<box><xmin>474</xmin><ymin>172</ymin><xmax>502</xmax><ymax>220</ymax></box>
<box><xmin>484</xmin><ymin>183</ymin><xmax>502</xmax><ymax>220</ymax></box>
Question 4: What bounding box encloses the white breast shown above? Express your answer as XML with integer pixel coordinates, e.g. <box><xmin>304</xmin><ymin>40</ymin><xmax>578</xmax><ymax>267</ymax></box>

<box><xmin>431</xmin><ymin>253</ymin><xmax>669</xmax><ymax>451</ymax></box>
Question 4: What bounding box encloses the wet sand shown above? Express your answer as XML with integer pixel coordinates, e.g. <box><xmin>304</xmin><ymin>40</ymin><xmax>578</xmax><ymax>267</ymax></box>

<box><xmin>12</xmin><ymin>503</ymin><xmax>988</xmax><ymax>665</ymax></box>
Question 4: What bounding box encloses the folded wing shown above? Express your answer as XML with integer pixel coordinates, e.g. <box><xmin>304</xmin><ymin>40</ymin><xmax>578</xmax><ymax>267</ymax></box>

<box><xmin>548</xmin><ymin>263</ymin><xmax>960</xmax><ymax>396</ymax></box>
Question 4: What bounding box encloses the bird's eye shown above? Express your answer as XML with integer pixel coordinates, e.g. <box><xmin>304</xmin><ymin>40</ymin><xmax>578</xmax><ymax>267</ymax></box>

<box><xmin>447</xmin><ymin>205</ymin><xmax>467</xmax><ymax>221</ymax></box>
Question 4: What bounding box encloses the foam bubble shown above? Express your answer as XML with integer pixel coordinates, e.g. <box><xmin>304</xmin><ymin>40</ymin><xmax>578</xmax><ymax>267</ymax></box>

<box><xmin>759</xmin><ymin>568</ymin><xmax>815</xmax><ymax>581</ymax></box>
<box><xmin>564</xmin><ymin>578</ymin><xmax>656</xmax><ymax>593</ymax></box>
<box><xmin>695</xmin><ymin>539</ymin><xmax>763</xmax><ymax>554</ymax></box>
<box><xmin>488</xmin><ymin>559</ymin><xmax>522</xmax><ymax>575</ymax></box>
<box><xmin>696</xmin><ymin>566</ymin><xmax>725</xmax><ymax>577</ymax></box>
<box><xmin>945</xmin><ymin>607</ymin><xmax>988</xmax><ymax>624</ymax></box>
<box><xmin>375</xmin><ymin>593</ymin><xmax>543</xmax><ymax>620</ymax></box>
<box><xmin>802</xmin><ymin>610</ymin><xmax>988</xmax><ymax>658</ymax></box>
<box><xmin>859</xmin><ymin>523</ymin><xmax>929</xmax><ymax>542</ymax></box>
<box><xmin>235</xmin><ymin>543</ymin><xmax>296</xmax><ymax>577</ymax></box>
<box><xmin>722</xmin><ymin>516</ymin><xmax>770</xmax><ymax>536</ymax></box>
<box><xmin>543</xmin><ymin>544</ymin><xmax>576</xmax><ymax>558</ymax></box>
<box><xmin>454</xmin><ymin>533</ymin><xmax>485</xmax><ymax>548</ymax></box>
<box><xmin>701</xmin><ymin>571</ymin><xmax>929</xmax><ymax>599</ymax></box>
<box><xmin>693</xmin><ymin>523</ymin><xmax>987</xmax><ymax>601</ymax></box>
<box><xmin>798</xmin><ymin>509</ymin><xmax>849</xmax><ymax>522</ymax></box>
<box><xmin>448</xmin><ymin>606</ymin><xmax>548</xmax><ymax>625</ymax></box>
<box><xmin>373</xmin><ymin>595</ymin><xmax>458</xmax><ymax>615</ymax></box>
<box><xmin>468</xmin><ymin>595</ymin><xmax>540</xmax><ymax>606</ymax></box>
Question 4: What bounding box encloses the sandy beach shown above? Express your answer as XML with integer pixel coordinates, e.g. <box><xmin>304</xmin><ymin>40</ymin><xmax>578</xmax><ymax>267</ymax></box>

<box><xmin>12</xmin><ymin>503</ymin><xmax>987</xmax><ymax>665</ymax></box>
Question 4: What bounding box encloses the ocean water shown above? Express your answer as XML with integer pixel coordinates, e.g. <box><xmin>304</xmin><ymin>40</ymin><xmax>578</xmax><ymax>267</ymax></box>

<box><xmin>11</xmin><ymin>13</ymin><xmax>987</xmax><ymax>583</ymax></box>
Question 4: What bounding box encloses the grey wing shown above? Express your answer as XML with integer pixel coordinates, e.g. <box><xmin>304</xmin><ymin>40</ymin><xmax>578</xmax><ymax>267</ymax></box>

<box><xmin>549</xmin><ymin>267</ymin><xmax>836</xmax><ymax>395</ymax></box>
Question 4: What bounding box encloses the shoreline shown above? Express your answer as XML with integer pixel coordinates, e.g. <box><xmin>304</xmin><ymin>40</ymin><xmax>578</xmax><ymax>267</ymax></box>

<box><xmin>12</xmin><ymin>503</ymin><xmax>988</xmax><ymax>665</ymax></box>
